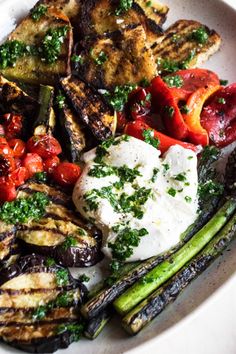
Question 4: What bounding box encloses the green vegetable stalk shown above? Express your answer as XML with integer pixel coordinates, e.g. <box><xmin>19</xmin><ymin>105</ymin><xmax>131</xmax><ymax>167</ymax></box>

<box><xmin>113</xmin><ymin>198</ymin><xmax>236</xmax><ymax>315</ymax></box>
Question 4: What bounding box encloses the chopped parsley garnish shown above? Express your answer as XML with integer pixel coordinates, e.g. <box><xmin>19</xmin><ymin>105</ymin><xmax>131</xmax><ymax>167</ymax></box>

<box><xmin>164</xmin><ymin>105</ymin><xmax>175</xmax><ymax>118</ymax></box>
<box><xmin>62</xmin><ymin>236</ymin><xmax>78</xmax><ymax>250</ymax></box>
<box><xmin>174</xmin><ymin>172</ymin><xmax>187</xmax><ymax>182</ymax></box>
<box><xmin>180</xmin><ymin>105</ymin><xmax>190</xmax><ymax>114</ymax></box>
<box><xmin>167</xmin><ymin>187</ymin><xmax>177</xmax><ymax>197</ymax></box>
<box><xmin>115</xmin><ymin>0</ymin><xmax>133</xmax><ymax>16</ymax></box>
<box><xmin>0</xmin><ymin>192</ymin><xmax>49</xmax><ymax>224</ymax></box>
<box><xmin>139</xmin><ymin>78</ymin><xmax>150</xmax><ymax>87</ymax></box>
<box><xmin>220</xmin><ymin>79</ymin><xmax>228</xmax><ymax>86</ymax></box>
<box><xmin>218</xmin><ymin>97</ymin><xmax>226</xmax><ymax>104</ymax></box>
<box><xmin>94</xmin><ymin>51</ymin><xmax>108</xmax><ymax>65</ymax></box>
<box><xmin>84</xmin><ymin>185</ymin><xmax>151</xmax><ymax>219</ymax></box>
<box><xmin>198</xmin><ymin>180</ymin><xmax>224</xmax><ymax>200</ymax></box>
<box><xmin>46</xmin><ymin>257</ymin><xmax>56</xmax><ymax>267</ymax></box>
<box><xmin>94</xmin><ymin>135</ymin><xmax>130</xmax><ymax>163</ymax></box>
<box><xmin>32</xmin><ymin>292</ymin><xmax>74</xmax><ymax>321</ymax></box>
<box><xmin>78</xmin><ymin>274</ymin><xmax>90</xmax><ymax>282</ymax></box>
<box><xmin>35</xmin><ymin>171</ymin><xmax>47</xmax><ymax>182</ymax></box>
<box><xmin>71</xmin><ymin>54</ymin><xmax>83</xmax><ymax>64</ymax></box>
<box><xmin>0</xmin><ymin>40</ymin><xmax>28</xmax><ymax>69</ymax></box>
<box><xmin>189</xmin><ymin>27</ymin><xmax>209</xmax><ymax>44</ymax></box>
<box><xmin>146</xmin><ymin>1</ymin><xmax>152</xmax><ymax>6</ymax></box>
<box><xmin>55</xmin><ymin>269</ymin><xmax>69</xmax><ymax>286</ymax></box>
<box><xmin>103</xmin><ymin>84</ymin><xmax>136</xmax><ymax>111</ymax></box>
<box><xmin>31</xmin><ymin>4</ymin><xmax>47</xmax><ymax>21</ymax></box>
<box><xmin>142</xmin><ymin>129</ymin><xmax>160</xmax><ymax>148</ymax></box>
<box><xmin>185</xmin><ymin>196</ymin><xmax>192</xmax><ymax>203</ymax></box>
<box><xmin>39</xmin><ymin>26</ymin><xmax>69</xmax><ymax>64</ymax></box>
<box><xmin>32</xmin><ymin>306</ymin><xmax>47</xmax><ymax>321</ymax></box>
<box><xmin>55</xmin><ymin>91</ymin><xmax>66</xmax><ymax>109</ymax></box>
<box><xmin>200</xmin><ymin>145</ymin><xmax>219</xmax><ymax>164</ymax></box>
<box><xmin>56</xmin><ymin>323</ymin><xmax>84</xmax><ymax>341</ymax></box>
<box><xmin>108</xmin><ymin>226</ymin><xmax>148</xmax><ymax>261</ymax></box>
<box><xmin>172</xmin><ymin>34</ymin><xmax>181</xmax><ymax>43</ymax></box>
<box><xmin>151</xmin><ymin>168</ymin><xmax>160</xmax><ymax>183</ymax></box>
<box><xmin>163</xmin><ymin>75</ymin><xmax>183</xmax><ymax>88</ymax></box>
<box><xmin>163</xmin><ymin>163</ymin><xmax>170</xmax><ymax>172</ymax></box>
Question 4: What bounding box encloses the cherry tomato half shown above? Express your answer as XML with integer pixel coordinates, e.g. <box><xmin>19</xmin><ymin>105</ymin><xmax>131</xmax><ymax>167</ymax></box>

<box><xmin>52</xmin><ymin>162</ymin><xmax>81</xmax><ymax>187</ymax></box>
<box><xmin>0</xmin><ymin>138</ymin><xmax>13</xmax><ymax>156</ymax></box>
<box><xmin>43</xmin><ymin>156</ymin><xmax>60</xmax><ymax>174</ymax></box>
<box><xmin>8</xmin><ymin>139</ymin><xmax>26</xmax><ymax>158</ymax></box>
<box><xmin>0</xmin><ymin>155</ymin><xmax>15</xmax><ymax>177</ymax></box>
<box><xmin>8</xmin><ymin>167</ymin><xmax>29</xmax><ymax>187</ymax></box>
<box><xmin>27</xmin><ymin>135</ymin><xmax>62</xmax><ymax>159</ymax></box>
<box><xmin>22</xmin><ymin>153</ymin><xmax>43</xmax><ymax>178</ymax></box>
<box><xmin>0</xmin><ymin>180</ymin><xmax>17</xmax><ymax>202</ymax></box>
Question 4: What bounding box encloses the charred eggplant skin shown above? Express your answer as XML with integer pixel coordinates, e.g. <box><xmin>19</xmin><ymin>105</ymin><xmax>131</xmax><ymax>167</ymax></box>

<box><xmin>0</xmin><ymin>254</ymin><xmax>87</xmax><ymax>353</ymax></box>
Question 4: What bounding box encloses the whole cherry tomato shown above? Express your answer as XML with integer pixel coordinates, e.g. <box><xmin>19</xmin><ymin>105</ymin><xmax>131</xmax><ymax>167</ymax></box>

<box><xmin>52</xmin><ymin>162</ymin><xmax>81</xmax><ymax>187</ymax></box>
<box><xmin>27</xmin><ymin>135</ymin><xmax>62</xmax><ymax>159</ymax></box>
<box><xmin>0</xmin><ymin>180</ymin><xmax>17</xmax><ymax>202</ymax></box>
<box><xmin>8</xmin><ymin>167</ymin><xmax>29</xmax><ymax>187</ymax></box>
<box><xmin>8</xmin><ymin>139</ymin><xmax>26</xmax><ymax>158</ymax></box>
<box><xmin>22</xmin><ymin>153</ymin><xmax>43</xmax><ymax>178</ymax></box>
<box><xmin>43</xmin><ymin>156</ymin><xmax>60</xmax><ymax>174</ymax></box>
<box><xmin>0</xmin><ymin>155</ymin><xmax>15</xmax><ymax>177</ymax></box>
<box><xmin>2</xmin><ymin>113</ymin><xmax>23</xmax><ymax>139</ymax></box>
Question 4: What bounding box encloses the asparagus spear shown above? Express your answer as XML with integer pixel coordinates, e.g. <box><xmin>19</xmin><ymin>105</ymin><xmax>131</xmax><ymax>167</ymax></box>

<box><xmin>33</xmin><ymin>85</ymin><xmax>56</xmax><ymax>135</ymax></box>
<box><xmin>113</xmin><ymin>198</ymin><xmax>236</xmax><ymax>315</ymax></box>
<box><xmin>122</xmin><ymin>211</ymin><xmax>236</xmax><ymax>334</ymax></box>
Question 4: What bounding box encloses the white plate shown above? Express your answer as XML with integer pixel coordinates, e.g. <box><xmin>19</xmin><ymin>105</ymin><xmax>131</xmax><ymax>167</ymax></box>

<box><xmin>0</xmin><ymin>0</ymin><xmax>236</xmax><ymax>353</ymax></box>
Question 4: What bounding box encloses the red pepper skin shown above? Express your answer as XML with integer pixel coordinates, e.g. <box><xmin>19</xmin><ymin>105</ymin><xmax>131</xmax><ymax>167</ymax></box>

<box><xmin>125</xmin><ymin>120</ymin><xmax>197</xmax><ymax>154</ymax></box>
<box><xmin>167</xmin><ymin>68</ymin><xmax>220</xmax><ymax>101</ymax></box>
<box><xmin>150</xmin><ymin>77</ymin><xmax>188</xmax><ymax>140</ymax></box>
<box><xmin>182</xmin><ymin>85</ymin><xmax>220</xmax><ymax>146</ymax></box>
<box><xmin>201</xmin><ymin>84</ymin><xmax>236</xmax><ymax>147</ymax></box>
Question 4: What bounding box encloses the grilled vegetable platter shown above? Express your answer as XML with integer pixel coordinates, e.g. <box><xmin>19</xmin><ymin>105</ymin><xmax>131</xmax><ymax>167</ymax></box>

<box><xmin>0</xmin><ymin>0</ymin><xmax>236</xmax><ymax>352</ymax></box>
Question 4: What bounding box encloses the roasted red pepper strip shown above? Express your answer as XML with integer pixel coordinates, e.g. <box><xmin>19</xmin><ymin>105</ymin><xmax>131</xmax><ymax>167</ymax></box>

<box><xmin>150</xmin><ymin>76</ymin><xmax>188</xmax><ymax>140</ymax></box>
<box><xmin>125</xmin><ymin>120</ymin><xmax>197</xmax><ymax>154</ymax></box>
<box><xmin>182</xmin><ymin>85</ymin><xmax>221</xmax><ymax>146</ymax></box>
<box><xmin>166</xmin><ymin>68</ymin><xmax>220</xmax><ymax>101</ymax></box>
<box><xmin>201</xmin><ymin>83</ymin><xmax>236</xmax><ymax>147</ymax></box>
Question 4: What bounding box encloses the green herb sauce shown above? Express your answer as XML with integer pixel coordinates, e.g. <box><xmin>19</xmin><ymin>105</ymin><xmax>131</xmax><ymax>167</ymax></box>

<box><xmin>31</xmin><ymin>4</ymin><xmax>47</xmax><ymax>21</ymax></box>
<box><xmin>39</xmin><ymin>26</ymin><xmax>69</xmax><ymax>64</ymax></box>
<box><xmin>142</xmin><ymin>129</ymin><xmax>160</xmax><ymax>149</ymax></box>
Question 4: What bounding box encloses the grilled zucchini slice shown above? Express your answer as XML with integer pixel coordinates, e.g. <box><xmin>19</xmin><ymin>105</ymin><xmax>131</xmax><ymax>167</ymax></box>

<box><xmin>78</xmin><ymin>0</ymin><xmax>166</xmax><ymax>47</ymax></box>
<box><xmin>0</xmin><ymin>255</ymin><xmax>87</xmax><ymax>353</ymax></box>
<box><xmin>0</xmin><ymin>223</ymin><xmax>16</xmax><ymax>265</ymax></box>
<box><xmin>33</xmin><ymin>85</ymin><xmax>56</xmax><ymax>136</ymax></box>
<box><xmin>153</xmin><ymin>20</ymin><xmax>221</xmax><ymax>74</ymax></box>
<box><xmin>61</xmin><ymin>76</ymin><xmax>116</xmax><ymax>140</ymax></box>
<box><xmin>0</xmin><ymin>7</ymin><xmax>73</xmax><ymax>85</ymax></box>
<box><xmin>59</xmin><ymin>103</ymin><xmax>86</xmax><ymax>162</ymax></box>
<box><xmin>76</xmin><ymin>24</ymin><xmax>156</xmax><ymax>89</ymax></box>
<box><xmin>17</xmin><ymin>181</ymin><xmax>103</xmax><ymax>267</ymax></box>
<box><xmin>0</xmin><ymin>75</ymin><xmax>39</xmax><ymax>119</ymax></box>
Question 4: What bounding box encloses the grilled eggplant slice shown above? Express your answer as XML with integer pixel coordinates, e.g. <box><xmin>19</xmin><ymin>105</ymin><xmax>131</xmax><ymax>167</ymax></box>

<box><xmin>0</xmin><ymin>75</ymin><xmax>39</xmax><ymax>119</ymax></box>
<box><xmin>0</xmin><ymin>255</ymin><xmax>87</xmax><ymax>353</ymax></box>
<box><xmin>153</xmin><ymin>20</ymin><xmax>221</xmax><ymax>74</ymax></box>
<box><xmin>61</xmin><ymin>76</ymin><xmax>115</xmax><ymax>140</ymax></box>
<box><xmin>38</xmin><ymin>0</ymin><xmax>81</xmax><ymax>26</ymax></box>
<box><xmin>17</xmin><ymin>181</ymin><xmax>103</xmax><ymax>267</ymax></box>
<box><xmin>0</xmin><ymin>223</ymin><xmax>16</xmax><ymax>265</ymax></box>
<box><xmin>0</xmin><ymin>7</ymin><xmax>73</xmax><ymax>85</ymax></box>
<box><xmin>76</xmin><ymin>24</ymin><xmax>156</xmax><ymax>89</ymax></box>
<box><xmin>59</xmin><ymin>103</ymin><xmax>86</xmax><ymax>162</ymax></box>
<box><xmin>78</xmin><ymin>0</ymin><xmax>166</xmax><ymax>47</ymax></box>
<box><xmin>33</xmin><ymin>85</ymin><xmax>56</xmax><ymax>136</ymax></box>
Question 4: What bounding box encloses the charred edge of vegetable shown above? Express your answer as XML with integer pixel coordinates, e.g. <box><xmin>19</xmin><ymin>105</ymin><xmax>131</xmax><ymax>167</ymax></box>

<box><xmin>0</xmin><ymin>254</ymin><xmax>76</xmax><ymax>287</ymax></box>
<box><xmin>0</xmin><ymin>322</ymin><xmax>82</xmax><ymax>354</ymax></box>
<box><xmin>18</xmin><ymin>239</ymin><xmax>104</xmax><ymax>268</ymax></box>
<box><xmin>84</xmin><ymin>308</ymin><xmax>112</xmax><ymax>340</ymax></box>
<box><xmin>225</xmin><ymin>146</ymin><xmax>236</xmax><ymax>197</ymax></box>
<box><xmin>122</xmin><ymin>211</ymin><xmax>236</xmax><ymax>335</ymax></box>
<box><xmin>33</xmin><ymin>85</ymin><xmax>56</xmax><ymax>136</ymax></box>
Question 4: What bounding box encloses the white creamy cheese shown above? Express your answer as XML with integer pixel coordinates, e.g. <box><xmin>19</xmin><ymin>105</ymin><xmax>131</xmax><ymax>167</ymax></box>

<box><xmin>73</xmin><ymin>136</ymin><xmax>199</xmax><ymax>262</ymax></box>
